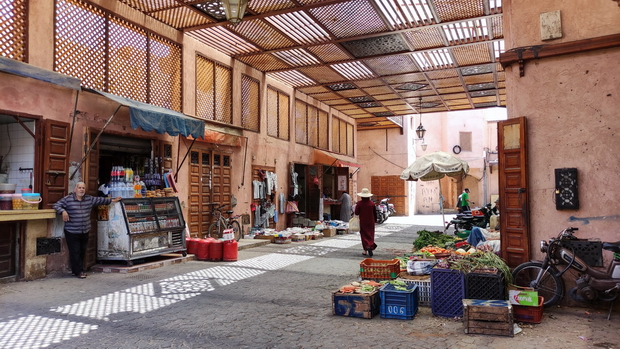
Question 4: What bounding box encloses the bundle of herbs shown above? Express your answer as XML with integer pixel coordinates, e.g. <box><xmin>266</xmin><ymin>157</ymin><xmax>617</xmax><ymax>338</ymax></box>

<box><xmin>413</xmin><ymin>230</ymin><xmax>457</xmax><ymax>250</ymax></box>
<box><xmin>434</xmin><ymin>251</ymin><xmax>512</xmax><ymax>284</ymax></box>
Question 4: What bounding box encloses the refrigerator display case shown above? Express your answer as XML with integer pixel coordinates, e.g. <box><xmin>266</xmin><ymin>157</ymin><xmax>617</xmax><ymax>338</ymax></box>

<box><xmin>97</xmin><ymin>197</ymin><xmax>186</xmax><ymax>265</ymax></box>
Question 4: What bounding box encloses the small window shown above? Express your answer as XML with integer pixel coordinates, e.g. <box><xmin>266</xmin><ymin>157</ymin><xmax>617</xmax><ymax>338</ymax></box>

<box><xmin>202</xmin><ymin>153</ymin><xmax>210</xmax><ymax>165</ymax></box>
<box><xmin>214</xmin><ymin>154</ymin><xmax>220</xmax><ymax>166</ymax></box>
<box><xmin>190</xmin><ymin>151</ymin><xmax>199</xmax><ymax>164</ymax></box>
<box><xmin>459</xmin><ymin>132</ymin><xmax>472</xmax><ymax>152</ymax></box>
<box><xmin>223</xmin><ymin>155</ymin><xmax>230</xmax><ymax>167</ymax></box>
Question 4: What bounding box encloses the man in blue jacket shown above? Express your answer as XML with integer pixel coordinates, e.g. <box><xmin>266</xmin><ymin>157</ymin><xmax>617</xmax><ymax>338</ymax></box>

<box><xmin>54</xmin><ymin>182</ymin><xmax>121</xmax><ymax>278</ymax></box>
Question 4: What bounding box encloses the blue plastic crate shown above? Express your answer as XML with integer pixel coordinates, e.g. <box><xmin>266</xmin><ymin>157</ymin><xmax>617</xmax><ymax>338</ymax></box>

<box><xmin>465</xmin><ymin>270</ymin><xmax>506</xmax><ymax>300</ymax></box>
<box><xmin>379</xmin><ymin>283</ymin><xmax>419</xmax><ymax>320</ymax></box>
<box><xmin>431</xmin><ymin>268</ymin><xmax>465</xmax><ymax>318</ymax></box>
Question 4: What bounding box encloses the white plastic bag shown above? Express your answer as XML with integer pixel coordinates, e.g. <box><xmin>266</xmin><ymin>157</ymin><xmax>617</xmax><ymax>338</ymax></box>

<box><xmin>348</xmin><ymin>216</ymin><xmax>360</xmax><ymax>232</ymax></box>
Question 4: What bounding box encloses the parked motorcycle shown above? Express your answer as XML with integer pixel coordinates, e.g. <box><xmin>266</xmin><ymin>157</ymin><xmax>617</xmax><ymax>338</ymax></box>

<box><xmin>375</xmin><ymin>200</ymin><xmax>388</xmax><ymax>224</ymax></box>
<box><xmin>445</xmin><ymin>204</ymin><xmax>491</xmax><ymax>232</ymax></box>
<box><xmin>380</xmin><ymin>198</ymin><xmax>396</xmax><ymax>218</ymax></box>
<box><xmin>512</xmin><ymin>227</ymin><xmax>620</xmax><ymax>318</ymax></box>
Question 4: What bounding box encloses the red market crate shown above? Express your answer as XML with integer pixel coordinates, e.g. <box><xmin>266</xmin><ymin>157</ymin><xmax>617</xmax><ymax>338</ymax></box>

<box><xmin>359</xmin><ymin>259</ymin><xmax>400</xmax><ymax>280</ymax></box>
<box><xmin>513</xmin><ymin>296</ymin><xmax>544</xmax><ymax>324</ymax></box>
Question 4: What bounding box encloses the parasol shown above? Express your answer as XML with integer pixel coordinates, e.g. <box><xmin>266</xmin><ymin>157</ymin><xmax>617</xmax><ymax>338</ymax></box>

<box><xmin>400</xmin><ymin>151</ymin><xmax>469</xmax><ymax>231</ymax></box>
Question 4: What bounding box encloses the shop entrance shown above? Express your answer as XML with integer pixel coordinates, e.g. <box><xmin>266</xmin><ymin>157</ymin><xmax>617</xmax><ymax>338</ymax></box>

<box><xmin>187</xmin><ymin>148</ymin><xmax>232</xmax><ymax>238</ymax></box>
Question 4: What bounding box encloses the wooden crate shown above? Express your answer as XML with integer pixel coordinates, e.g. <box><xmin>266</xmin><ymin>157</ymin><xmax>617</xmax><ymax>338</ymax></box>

<box><xmin>463</xmin><ymin>299</ymin><xmax>514</xmax><ymax>337</ymax></box>
<box><xmin>332</xmin><ymin>290</ymin><xmax>380</xmax><ymax>319</ymax></box>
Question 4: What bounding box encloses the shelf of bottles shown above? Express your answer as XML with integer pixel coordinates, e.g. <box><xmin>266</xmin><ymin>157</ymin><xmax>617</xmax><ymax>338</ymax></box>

<box><xmin>108</xmin><ymin>157</ymin><xmax>165</xmax><ymax>199</ymax></box>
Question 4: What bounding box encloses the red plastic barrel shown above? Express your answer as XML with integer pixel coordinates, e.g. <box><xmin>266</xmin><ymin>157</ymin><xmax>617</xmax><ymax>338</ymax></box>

<box><xmin>186</xmin><ymin>238</ymin><xmax>198</xmax><ymax>255</ymax></box>
<box><xmin>209</xmin><ymin>239</ymin><xmax>223</xmax><ymax>261</ymax></box>
<box><xmin>223</xmin><ymin>240</ymin><xmax>238</xmax><ymax>261</ymax></box>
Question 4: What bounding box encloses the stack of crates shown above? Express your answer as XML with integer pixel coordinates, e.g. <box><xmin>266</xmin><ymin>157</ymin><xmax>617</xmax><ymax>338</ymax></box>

<box><xmin>379</xmin><ymin>283</ymin><xmax>419</xmax><ymax>320</ymax></box>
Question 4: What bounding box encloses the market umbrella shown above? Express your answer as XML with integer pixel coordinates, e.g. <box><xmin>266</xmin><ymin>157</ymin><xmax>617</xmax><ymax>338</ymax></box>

<box><xmin>400</xmin><ymin>151</ymin><xmax>469</xmax><ymax>232</ymax></box>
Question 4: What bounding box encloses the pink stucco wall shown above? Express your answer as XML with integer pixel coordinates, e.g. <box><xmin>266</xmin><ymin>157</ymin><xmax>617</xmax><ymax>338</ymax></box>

<box><xmin>503</xmin><ymin>0</ymin><xmax>620</xmax><ymax>262</ymax></box>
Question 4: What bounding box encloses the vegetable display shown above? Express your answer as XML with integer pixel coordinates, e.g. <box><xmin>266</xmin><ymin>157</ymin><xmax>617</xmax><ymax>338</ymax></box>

<box><xmin>413</xmin><ymin>230</ymin><xmax>456</xmax><ymax>250</ymax></box>
<box><xmin>434</xmin><ymin>251</ymin><xmax>513</xmax><ymax>284</ymax></box>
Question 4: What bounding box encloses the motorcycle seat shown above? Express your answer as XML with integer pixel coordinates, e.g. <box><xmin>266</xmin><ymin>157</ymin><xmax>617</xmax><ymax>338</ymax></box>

<box><xmin>603</xmin><ymin>242</ymin><xmax>620</xmax><ymax>253</ymax></box>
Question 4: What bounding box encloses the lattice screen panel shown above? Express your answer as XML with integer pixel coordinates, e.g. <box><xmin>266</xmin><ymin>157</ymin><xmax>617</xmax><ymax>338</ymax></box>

<box><xmin>332</xmin><ymin>117</ymin><xmax>340</xmax><ymax>154</ymax></box>
<box><xmin>108</xmin><ymin>17</ymin><xmax>148</xmax><ymax>102</ymax></box>
<box><xmin>295</xmin><ymin>99</ymin><xmax>307</xmax><ymax>144</ymax></box>
<box><xmin>196</xmin><ymin>55</ymin><xmax>216</xmax><ymax>120</ymax></box>
<box><xmin>196</xmin><ymin>55</ymin><xmax>233</xmax><ymax>124</ymax></box>
<box><xmin>215</xmin><ymin>63</ymin><xmax>232</xmax><ymax>124</ymax></box>
<box><xmin>347</xmin><ymin>123</ymin><xmax>354</xmax><ymax>156</ymax></box>
<box><xmin>241</xmin><ymin>74</ymin><xmax>260</xmax><ymax>132</ymax></box>
<box><xmin>318</xmin><ymin>109</ymin><xmax>328</xmax><ymax>150</ymax></box>
<box><xmin>55</xmin><ymin>0</ymin><xmax>106</xmax><ymax>90</ymax></box>
<box><xmin>307</xmin><ymin>104</ymin><xmax>318</xmax><ymax>147</ymax></box>
<box><xmin>339</xmin><ymin>119</ymin><xmax>347</xmax><ymax>155</ymax></box>
<box><xmin>278</xmin><ymin>92</ymin><xmax>290</xmax><ymax>140</ymax></box>
<box><xmin>267</xmin><ymin>87</ymin><xmax>278</xmax><ymax>137</ymax></box>
<box><xmin>0</xmin><ymin>0</ymin><xmax>26</xmax><ymax>62</ymax></box>
<box><xmin>149</xmin><ymin>35</ymin><xmax>182</xmax><ymax>111</ymax></box>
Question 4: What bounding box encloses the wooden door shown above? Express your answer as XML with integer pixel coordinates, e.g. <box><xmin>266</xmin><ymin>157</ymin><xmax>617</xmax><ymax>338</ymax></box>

<box><xmin>85</xmin><ymin>131</ymin><xmax>100</xmax><ymax>268</ymax></box>
<box><xmin>0</xmin><ymin>222</ymin><xmax>17</xmax><ymax>277</ymax></box>
<box><xmin>42</xmin><ymin>120</ymin><xmax>70</xmax><ymax>209</ymax></box>
<box><xmin>187</xmin><ymin>149</ymin><xmax>232</xmax><ymax>238</ymax></box>
<box><xmin>307</xmin><ymin>165</ymin><xmax>320</xmax><ymax>220</ymax></box>
<box><xmin>498</xmin><ymin>117</ymin><xmax>530</xmax><ymax>267</ymax></box>
<box><xmin>371</xmin><ymin>175</ymin><xmax>406</xmax><ymax>215</ymax></box>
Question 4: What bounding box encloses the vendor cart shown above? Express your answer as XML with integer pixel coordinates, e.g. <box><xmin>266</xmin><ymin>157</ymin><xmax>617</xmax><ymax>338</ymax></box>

<box><xmin>97</xmin><ymin>197</ymin><xmax>186</xmax><ymax>265</ymax></box>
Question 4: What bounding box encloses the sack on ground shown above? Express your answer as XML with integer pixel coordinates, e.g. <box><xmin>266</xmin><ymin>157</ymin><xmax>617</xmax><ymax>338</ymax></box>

<box><xmin>406</xmin><ymin>260</ymin><xmax>438</xmax><ymax>275</ymax></box>
<box><xmin>349</xmin><ymin>216</ymin><xmax>360</xmax><ymax>232</ymax></box>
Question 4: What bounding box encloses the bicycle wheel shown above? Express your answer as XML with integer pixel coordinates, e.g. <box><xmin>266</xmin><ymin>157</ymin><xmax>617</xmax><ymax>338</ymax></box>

<box><xmin>228</xmin><ymin>220</ymin><xmax>242</xmax><ymax>241</ymax></box>
<box><xmin>208</xmin><ymin>219</ymin><xmax>225</xmax><ymax>239</ymax></box>
<box><xmin>512</xmin><ymin>261</ymin><xmax>564</xmax><ymax>307</ymax></box>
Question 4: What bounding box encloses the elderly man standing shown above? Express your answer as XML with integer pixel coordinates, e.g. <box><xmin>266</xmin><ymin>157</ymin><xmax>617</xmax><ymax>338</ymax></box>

<box><xmin>54</xmin><ymin>182</ymin><xmax>121</xmax><ymax>279</ymax></box>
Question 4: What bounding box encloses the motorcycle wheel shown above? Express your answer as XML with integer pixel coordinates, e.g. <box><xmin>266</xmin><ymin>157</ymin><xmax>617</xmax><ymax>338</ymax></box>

<box><xmin>512</xmin><ymin>261</ymin><xmax>564</xmax><ymax>307</ymax></box>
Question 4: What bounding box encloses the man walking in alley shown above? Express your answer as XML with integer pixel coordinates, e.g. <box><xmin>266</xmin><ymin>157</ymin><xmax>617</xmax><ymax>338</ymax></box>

<box><xmin>54</xmin><ymin>182</ymin><xmax>121</xmax><ymax>278</ymax></box>
<box><xmin>458</xmin><ymin>188</ymin><xmax>472</xmax><ymax>213</ymax></box>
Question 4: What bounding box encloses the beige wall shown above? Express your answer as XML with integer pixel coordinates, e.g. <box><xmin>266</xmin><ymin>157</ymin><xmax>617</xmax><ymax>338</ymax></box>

<box><xmin>356</xmin><ymin>109</ymin><xmax>503</xmax><ymax>216</ymax></box>
<box><xmin>503</xmin><ymin>0</ymin><xmax>620</xmax><ymax>262</ymax></box>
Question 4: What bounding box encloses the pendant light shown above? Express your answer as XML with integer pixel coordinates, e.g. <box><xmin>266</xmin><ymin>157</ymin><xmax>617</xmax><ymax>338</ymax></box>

<box><xmin>415</xmin><ymin>96</ymin><xmax>426</xmax><ymax>139</ymax></box>
<box><xmin>221</xmin><ymin>0</ymin><xmax>249</xmax><ymax>24</ymax></box>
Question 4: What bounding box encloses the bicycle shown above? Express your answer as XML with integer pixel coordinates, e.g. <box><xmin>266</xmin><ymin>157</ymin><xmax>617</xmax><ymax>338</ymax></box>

<box><xmin>207</xmin><ymin>203</ymin><xmax>242</xmax><ymax>241</ymax></box>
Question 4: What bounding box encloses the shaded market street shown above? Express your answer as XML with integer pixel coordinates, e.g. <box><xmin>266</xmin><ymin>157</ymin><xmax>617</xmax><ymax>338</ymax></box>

<box><xmin>0</xmin><ymin>216</ymin><xmax>618</xmax><ymax>349</ymax></box>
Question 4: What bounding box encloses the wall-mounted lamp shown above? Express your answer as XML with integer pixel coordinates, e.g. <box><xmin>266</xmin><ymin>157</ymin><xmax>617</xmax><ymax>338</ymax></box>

<box><xmin>221</xmin><ymin>0</ymin><xmax>249</xmax><ymax>24</ymax></box>
<box><xmin>421</xmin><ymin>141</ymin><xmax>428</xmax><ymax>151</ymax></box>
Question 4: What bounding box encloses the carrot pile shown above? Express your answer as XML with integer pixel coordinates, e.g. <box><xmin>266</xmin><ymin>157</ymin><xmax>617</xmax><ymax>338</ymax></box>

<box><xmin>420</xmin><ymin>246</ymin><xmax>452</xmax><ymax>254</ymax></box>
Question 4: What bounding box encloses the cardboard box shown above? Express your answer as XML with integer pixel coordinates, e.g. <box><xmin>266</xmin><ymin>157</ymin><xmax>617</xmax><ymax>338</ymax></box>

<box><xmin>323</xmin><ymin>228</ymin><xmax>336</xmax><ymax>237</ymax></box>
<box><xmin>508</xmin><ymin>284</ymin><xmax>539</xmax><ymax>306</ymax></box>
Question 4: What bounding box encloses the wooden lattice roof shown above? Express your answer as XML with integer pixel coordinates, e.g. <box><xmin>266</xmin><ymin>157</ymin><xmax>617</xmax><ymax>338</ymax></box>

<box><xmin>104</xmin><ymin>0</ymin><xmax>505</xmax><ymax>129</ymax></box>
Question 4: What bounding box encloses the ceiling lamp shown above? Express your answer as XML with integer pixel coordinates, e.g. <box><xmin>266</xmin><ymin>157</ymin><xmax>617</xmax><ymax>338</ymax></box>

<box><xmin>222</xmin><ymin>0</ymin><xmax>249</xmax><ymax>24</ymax></box>
<box><xmin>415</xmin><ymin>97</ymin><xmax>426</xmax><ymax>139</ymax></box>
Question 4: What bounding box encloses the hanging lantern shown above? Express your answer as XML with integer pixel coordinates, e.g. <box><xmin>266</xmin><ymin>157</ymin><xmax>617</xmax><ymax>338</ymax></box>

<box><xmin>221</xmin><ymin>0</ymin><xmax>249</xmax><ymax>24</ymax></box>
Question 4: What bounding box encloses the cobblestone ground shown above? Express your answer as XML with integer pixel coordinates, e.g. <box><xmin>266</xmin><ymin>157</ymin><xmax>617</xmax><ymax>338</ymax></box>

<box><xmin>1</xmin><ymin>221</ymin><xmax>619</xmax><ymax>349</ymax></box>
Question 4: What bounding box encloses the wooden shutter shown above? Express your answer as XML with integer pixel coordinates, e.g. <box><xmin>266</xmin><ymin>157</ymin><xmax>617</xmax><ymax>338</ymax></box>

<box><xmin>42</xmin><ymin>120</ymin><xmax>70</xmax><ymax>209</ymax></box>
